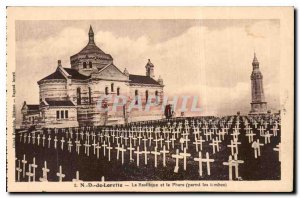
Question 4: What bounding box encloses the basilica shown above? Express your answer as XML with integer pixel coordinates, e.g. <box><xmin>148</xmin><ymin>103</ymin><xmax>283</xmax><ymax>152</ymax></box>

<box><xmin>21</xmin><ymin>26</ymin><xmax>164</xmax><ymax>129</ymax></box>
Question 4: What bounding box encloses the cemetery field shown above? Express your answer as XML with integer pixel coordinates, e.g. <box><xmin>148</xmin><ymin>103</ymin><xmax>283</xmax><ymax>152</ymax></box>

<box><xmin>15</xmin><ymin>115</ymin><xmax>281</xmax><ymax>182</ymax></box>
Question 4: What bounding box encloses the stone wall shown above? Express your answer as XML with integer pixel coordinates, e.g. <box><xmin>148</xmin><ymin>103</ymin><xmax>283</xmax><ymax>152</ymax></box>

<box><xmin>40</xmin><ymin>106</ymin><xmax>78</xmax><ymax>128</ymax></box>
<box><xmin>39</xmin><ymin>80</ymin><xmax>68</xmax><ymax>102</ymax></box>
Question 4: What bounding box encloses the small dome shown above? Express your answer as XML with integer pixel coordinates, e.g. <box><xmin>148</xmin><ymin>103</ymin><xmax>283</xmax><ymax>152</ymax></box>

<box><xmin>146</xmin><ymin>59</ymin><xmax>154</xmax><ymax>67</ymax></box>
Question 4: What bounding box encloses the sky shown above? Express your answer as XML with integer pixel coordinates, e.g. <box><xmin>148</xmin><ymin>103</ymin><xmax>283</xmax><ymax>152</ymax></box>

<box><xmin>15</xmin><ymin>19</ymin><xmax>280</xmax><ymax>124</ymax></box>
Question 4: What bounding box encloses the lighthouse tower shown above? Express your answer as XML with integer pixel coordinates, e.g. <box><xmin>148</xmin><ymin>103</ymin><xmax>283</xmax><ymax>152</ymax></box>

<box><xmin>249</xmin><ymin>53</ymin><xmax>268</xmax><ymax>115</ymax></box>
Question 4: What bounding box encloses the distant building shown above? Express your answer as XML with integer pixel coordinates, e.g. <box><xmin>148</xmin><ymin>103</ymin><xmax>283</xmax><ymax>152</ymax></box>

<box><xmin>249</xmin><ymin>53</ymin><xmax>267</xmax><ymax>115</ymax></box>
<box><xmin>21</xmin><ymin>26</ymin><xmax>164</xmax><ymax>129</ymax></box>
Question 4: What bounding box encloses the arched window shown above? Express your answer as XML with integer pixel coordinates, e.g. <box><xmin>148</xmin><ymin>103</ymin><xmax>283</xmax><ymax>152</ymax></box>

<box><xmin>111</xmin><ymin>83</ymin><xmax>114</xmax><ymax>92</ymax></box>
<box><xmin>89</xmin><ymin>61</ymin><xmax>92</xmax><ymax>68</ymax></box>
<box><xmin>77</xmin><ymin>87</ymin><xmax>81</xmax><ymax>105</ymax></box>
<box><xmin>105</xmin><ymin>87</ymin><xmax>109</xmax><ymax>95</ymax></box>
<box><xmin>145</xmin><ymin>90</ymin><xmax>149</xmax><ymax>103</ymax></box>
<box><xmin>155</xmin><ymin>90</ymin><xmax>159</xmax><ymax>104</ymax></box>
<box><xmin>83</xmin><ymin>62</ymin><xmax>87</xmax><ymax>69</ymax></box>
<box><xmin>135</xmin><ymin>90</ymin><xmax>139</xmax><ymax>105</ymax></box>
<box><xmin>117</xmin><ymin>87</ymin><xmax>120</xmax><ymax>96</ymax></box>
<box><xmin>88</xmin><ymin>87</ymin><xmax>92</xmax><ymax>104</ymax></box>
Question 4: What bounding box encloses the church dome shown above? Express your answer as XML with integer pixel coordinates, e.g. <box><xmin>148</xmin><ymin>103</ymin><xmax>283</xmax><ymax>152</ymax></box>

<box><xmin>77</xmin><ymin>44</ymin><xmax>112</xmax><ymax>60</ymax></box>
<box><xmin>71</xmin><ymin>26</ymin><xmax>113</xmax><ymax>60</ymax></box>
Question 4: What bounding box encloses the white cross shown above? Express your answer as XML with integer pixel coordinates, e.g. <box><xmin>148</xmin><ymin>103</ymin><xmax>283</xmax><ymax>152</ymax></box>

<box><xmin>36</xmin><ymin>134</ymin><xmax>41</xmax><ymax>146</ymax></box>
<box><xmin>39</xmin><ymin>161</ymin><xmax>50</xmax><ymax>182</ymax></box>
<box><xmin>28</xmin><ymin>133</ymin><xmax>31</xmax><ymax>144</ymax></box>
<box><xmin>209</xmin><ymin>139</ymin><xmax>219</xmax><ymax>154</ymax></box>
<box><xmin>180</xmin><ymin>148</ymin><xmax>191</xmax><ymax>171</ymax></box>
<box><xmin>172</xmin><ymin>149</ymin><xmax>184</xmax><ymax>173</ymax></box>
<box><xmin>102</xmin><ymin>141</ymin><xmax>107</xmax><ymax>156</ymax></box>
<box><xmin>134</xmin><ymin>147</ymin><xmax>143</xmax><ymax>167</ymax></box>
<box><xmin>107</xmin><ymin>142</ymin><xmax>113</xmax><ymax>161</ymax></box>
<box><xmin>119</xmin><ymin>145</ymin><xmax>127</xmax><ymax>164</ymax></box>
<box><xmin>231</xmin><ymin>130</ymin><xmax>240</xmax><ymax>142</ymax></box>
<box><xmin>223</xmin><ymin>155</ymin><xmax>234</xmax><ymax>180</ymax></box>
<box><xmin>258</xmin><ymin>126</ymin><xmax>266</xmax><ymax>136</ymax></box>
<box><xmin>227</xmin><ymin>140</ymin><xmax>240</xmax><ymax>155</ymax></box>
<box><xmin>251</xmin><ymin>139</ymin><xmax>264</xmax><ymax>158</ymax></box>
<box><xmin>84</xmin><ymin>141</ymin><xmax>91</xmax><ymax>156</ymax></box>
<box><xmin>115</xmin><ymin>143</ymin><xmax>121</xmax><ymax>160</ymax></box>
<box><xmin>123</xmin><ymin>136</ymin><xmax>129</xmax><ymax>146</ymax></box>
<box><xmin>151</xmin><ymin>147</ymin><xmax>161</xmax><ymax>168</ymax></box>
<box><xmin>76</xmin><ymin>140</ymin><xmax>82</xmax><ymax>155</ymax></box>
<box><xmin>194</xmin><ymin>151</ymin><xmax>214</xmax><ymax>176</ymax></box>
<box><xmin>67</xmin><ymin>139</ymin><xmax>73</xmax><ymax>152</ymax></box>
<box><xmin>31</xmin><ymin>157</ymin><xmax>38</xmax><ymax>182</ymax></box>
<box><xmin>96</xmin><ymin>142</ymin><xmax>101</xmax><ymax>159</ymax></box>
<box><xmin>271</xmin><ymin>126</ymin><xmax>279</xmax><ymax>136</ymax></box>
<box><xmin>227</xmin><ymin>140</ymin><xmax>236</xmax><ymax>155</ymax></box>
<box><xmin>194</xmin><ymin>152</ymin><xmax>204</xmax><ymax>176</ymax></box>
<box><xmin>170</xmin><ymin>135</ymin><xmax>176</xmax><ymax>149</ymax></box>
<box><xmin>32</xmin><ymin>134</ymin><xmax>36</xmax><ymax>144</ymax></box>
<box><xmin>47</xmin><ymin>135</ymin><xmax>51</xmax><ymax>148</ymax></box>
<box><xmin>142</xmin><ymin>146</ymin><xmax>150</xmax><ymax>165</ymax></box>
<box><xmin>154</xmin><ymin>137</ymin><xmax>160</xmax><ymax>148</ymax></box>
<box><xmin>148</xmin><ymin>135</ymin><xmax>153</xmax><ymax>147</ymax></box>
<box><xmin>16</xmin><ymin>160</ymin><xmax>22</xmax><ymax>182</ymax></box>
<box><xmin>21</xmin><ymin>154</ymin><xmax>27</xmax><ymax>178</ymax></box>
<box><xmin>232</xmin><ymin>153</ymin><xmax>244</xmax><ymax>179</ymax></box>
<box><xmin>61</xmin><ymin>137</ymin><xmax>65</xmax><ymax>150</ymax></box>
<box><xmin>56</xmin><ymin>165</ymin><xmax>65</xmax><ymax>182</ymax></box>
<box><xmin>127</xmin><ymin>143</ymin><xmax>135</xmax><ymax>161</ymax></box>
<box><xmin>262</xmin><ymin>131</ymin><xmax>273</xmax><ymax>144</ymax></box>
<box><xmin>216</xmin><ymin>129</ymin><xmax>227</xmax><ymax>141</ymax></box>
<box><xmin>26</xmin><ymin>164</ymin><xmax>34</xmax><ymax>182</ymax></box>
<box><xmin>179</xmin><ymin>138</ymin><xmax>185</xmax><ymax>151</ymax></box>
<box><xmin>245</xmin><ymin>130</ymin><xmax>256</xmax><ymax>143</ymax></box>
<box><xmin>160</xmin><ymin>145</ymin><xmax>169</xmax><ymax>167</ymax></box>
<box><xmin>92</xmin><ymin>139</ymin><xmax>97</xmax><ymax>155</ymax></box>
<box><xmin>42</xmin><ymin>134</ymin><xmax>46</xmax><ymax>147</ymax></box>
<box><xmin>54</xmin><ymin>136</ymin><xmax>58</xmax><ymax>149</ymax></box>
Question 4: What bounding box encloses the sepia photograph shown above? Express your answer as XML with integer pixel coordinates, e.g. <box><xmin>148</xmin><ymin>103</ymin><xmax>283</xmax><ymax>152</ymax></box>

<box><xmin>6</xmin><ymin>6</ymin><xmax>294</xmax><ymax>192</ymax></box>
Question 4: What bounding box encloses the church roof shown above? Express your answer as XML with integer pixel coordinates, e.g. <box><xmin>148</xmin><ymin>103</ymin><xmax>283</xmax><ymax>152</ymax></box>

<box><xmin>26</xmin><ymin>104</ymin><xmax>40</xmax><ymax>111</ymax></box>
<box><xmin>39</xmin><ymin>70</ymin><xmax>66</xmax><ymax>81</ymax></box>
<box><xmin>43</xmin><ymin>100</ymin><xmax>75</xmax><ymax>107</ymax></box>
<box><xmin>63</xmin><ymin>68</ymin><xmax>90</xmax><ymax>80</ymax></box>
<box><xmin>78</xmin><ymin>44</ymin><xmax>112</xmax><ymax>59</ymax></box>
<box><xmin>38</xmin><ymin>67</ymin><xmax>90</xmax><ymax>83</ymax></box>
<box><xmin>129</xmin><ymin>74</ymin><xmax>161</xmax><ymax>86</ymax></box>
<box><xmin>27</xmin><ymin>104</ymin><xmax>40</xmax><ymax>111</ymax></box>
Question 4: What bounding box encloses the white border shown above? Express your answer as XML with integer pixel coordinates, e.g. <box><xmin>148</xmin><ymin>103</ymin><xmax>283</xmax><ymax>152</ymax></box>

<box><xmin>1</xmin><ymin>0</ymin><xmax>298</xmax><ymax>197</ymax></box>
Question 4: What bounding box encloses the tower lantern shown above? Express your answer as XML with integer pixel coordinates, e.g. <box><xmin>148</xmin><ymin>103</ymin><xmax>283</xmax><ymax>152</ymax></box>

<box><xmin>88</xmin><ymin>25</ymin><xmax>95</xmax><ymax>44</ymax></box>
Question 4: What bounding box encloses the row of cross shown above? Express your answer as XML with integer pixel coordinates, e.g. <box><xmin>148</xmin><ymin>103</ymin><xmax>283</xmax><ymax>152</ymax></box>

<box><xmin>16</xmin><ymin>114</ymin><xmax>281</xmax><ymax>181</ymax></box>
